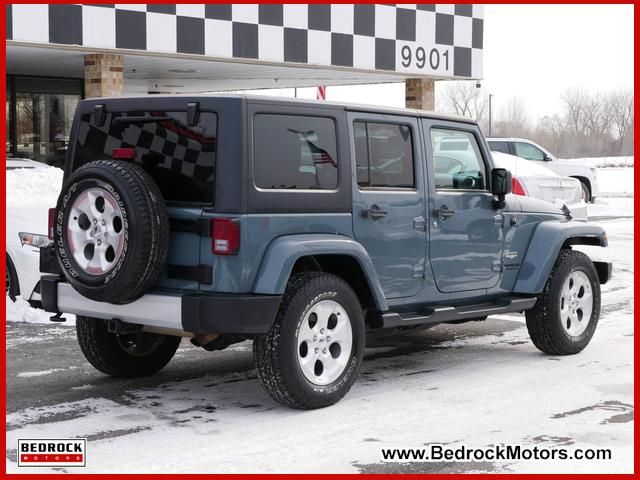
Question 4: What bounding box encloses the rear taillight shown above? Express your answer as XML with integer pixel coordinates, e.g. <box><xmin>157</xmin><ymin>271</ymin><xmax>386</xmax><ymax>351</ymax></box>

<box><xmin>211</xmin><ymin>218</ymin><xmax>239</xmax><ymax>255</ymax></box>
<box><xmin>48</xmin><ymin>208</ymin><xmax>56</xmax><ymax>240</ymax></box>
<box><xmin>512</xmin><ymin>177</ymin><xmax>528</xmax><ymax>196</ymax></box>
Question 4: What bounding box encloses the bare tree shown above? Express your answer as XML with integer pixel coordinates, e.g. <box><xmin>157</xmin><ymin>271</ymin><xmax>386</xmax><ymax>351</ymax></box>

<box><xmin>561</xmin><ymin>88</ymin><xmax>587</xmax><ymax>135</ymax></box>
<box><xmin>494</xmin><ymin>96</ymin><xmax>530</xmax><ymax>137</ymax></box>
<box><xmin>437</xmin><ymin>81</ymin><xmax>488</xmax><ymax>123</ymax></box>
<box><xmin>610</xmin><ymin>88</ymin><xmax>634</xmax><ymax>153</ymax></box>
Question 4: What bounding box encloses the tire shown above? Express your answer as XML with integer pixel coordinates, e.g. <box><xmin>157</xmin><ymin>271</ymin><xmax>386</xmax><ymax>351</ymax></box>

<box><xmin>579</xmin><ymin>181</ymin><xmax>592</xmax><ymax>203</ymax></box>
<box><xmin>76</xmin><ymin>316</ymin><xmax>181</xmax><ymax>378</ymax></box>
<box><xmin>6</xmin><ymin>254</ymin><xmax>20</xmax><ymax>301</ymax></box>
<box><xmin>53</xmin><ymin>160</ymin><xmax>169</xmax><ymax>304</ymax></box>
<box><xmin>253</xmin><ymin>272</ymin><xmax>365</xmax><ymax>409</ymax></box>
<box><xmin>526</xmin><ymin>250</ymin><xmax>601</xmax><ymax>355</ymax></box>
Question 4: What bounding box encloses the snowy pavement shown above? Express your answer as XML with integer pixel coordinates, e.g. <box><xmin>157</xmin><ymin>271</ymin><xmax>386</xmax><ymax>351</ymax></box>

<box><xmin>5</xmin><ymin>172</ymin><xmax>634</xmax><ymax>473</ymax></box>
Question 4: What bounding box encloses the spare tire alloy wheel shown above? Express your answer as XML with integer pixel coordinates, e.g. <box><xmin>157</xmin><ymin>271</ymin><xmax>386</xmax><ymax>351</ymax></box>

<box><xmin>55</xmin><ymin>160</ymin><xmax>169</xmax><ymax>304</ymax></box>
<box><xmin>67</xmin><ymin>187</ymin><xmax>126</xmax><ymax>276</ymax></box>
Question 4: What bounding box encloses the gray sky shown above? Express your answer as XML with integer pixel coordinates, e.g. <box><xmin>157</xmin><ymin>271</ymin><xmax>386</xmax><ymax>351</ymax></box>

<box><xmin>258</xmin><ymin>4</ymin><xmax>634</xmax><ymax>120</ymax></box>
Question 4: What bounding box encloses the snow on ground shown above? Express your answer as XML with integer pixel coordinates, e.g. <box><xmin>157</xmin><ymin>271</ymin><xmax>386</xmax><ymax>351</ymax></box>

<box><xmin>560</xmin><ymin>156</ymin><xmax>634</xmax><ymax>168</ymax></box>
<box><xmin>6</xmin><ymin>296</ymin><xmax>76</xmax><ymax>326</ymax></box>
<box><xmin>6</xmin><ymin>165</ymin><xmax>63</xmax><ymax>208</ymax></box>
<box><xmin>5</xmin><ymin>165</ymin><xmax>634</xmax><ymax>474</ymax></box>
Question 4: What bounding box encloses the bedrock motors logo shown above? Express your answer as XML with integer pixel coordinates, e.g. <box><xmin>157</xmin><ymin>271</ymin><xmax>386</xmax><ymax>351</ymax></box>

<box><xmin>18</xmin><ymin>439</ymin><xmax>86</xmax><ymax>467</ymax></box>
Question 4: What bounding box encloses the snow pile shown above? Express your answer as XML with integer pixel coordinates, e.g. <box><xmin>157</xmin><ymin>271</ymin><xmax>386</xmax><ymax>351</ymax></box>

<box><xmin>6</xmin><ymin>295</ymin><xmax>76</xmax><ymax>326</ymax></box>
<box><xmin>6</xmin><ymin>166</ymin><xmax>64</xmax><ymax>208</ymax></box>
<box><xmin>560</xmin><ymin>156</ymin><xmax>634</xmax><ymax>168</ymax></box>
<box><xmin>595</xmin><ymin>167</ymin><xmax>634</xmax><ymax>197</ymax></box>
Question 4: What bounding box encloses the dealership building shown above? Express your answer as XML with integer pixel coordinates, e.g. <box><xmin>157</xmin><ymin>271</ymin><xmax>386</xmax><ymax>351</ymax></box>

<box><xmin>6</xmin><ymin>3</ymin><xmax>483</xmax><ymax>165</ymax></box>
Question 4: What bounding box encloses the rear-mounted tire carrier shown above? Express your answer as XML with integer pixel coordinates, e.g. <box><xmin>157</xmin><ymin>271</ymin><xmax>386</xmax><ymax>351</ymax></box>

<box><xmin>53</xmin><ymin>160</ymin><xmax>169</xmax><ymax>304</ymax></box>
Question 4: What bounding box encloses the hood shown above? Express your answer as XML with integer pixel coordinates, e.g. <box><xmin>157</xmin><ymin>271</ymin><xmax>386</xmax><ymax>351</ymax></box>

<box><xmin>491</xmin><ymin>152</ymin><xmax>557</xmax><ymax>177</ymax></box>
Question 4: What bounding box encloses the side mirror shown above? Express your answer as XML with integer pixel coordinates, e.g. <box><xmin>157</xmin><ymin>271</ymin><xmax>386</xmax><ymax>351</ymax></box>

<box><xmin>491</xmin><ymin>168</ymin><xmax>512</xmax><ymax>207</ymax></box>
<box><xmin>543</xmin><ymin>153</ymin><xmax>551</xmax><ymax>161</ymax></box>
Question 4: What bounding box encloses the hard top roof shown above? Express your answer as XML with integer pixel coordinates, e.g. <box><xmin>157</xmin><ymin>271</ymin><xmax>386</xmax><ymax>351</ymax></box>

<box><xmin>81</xmin><ymin>93</ymin><xmax>477</xmax><ymax>125</ymax></box>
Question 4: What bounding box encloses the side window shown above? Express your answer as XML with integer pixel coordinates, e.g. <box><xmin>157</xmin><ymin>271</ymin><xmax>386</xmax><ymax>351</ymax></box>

<box><xmin>354</xmin><ymin>121</ymin><xmax>414</xmax><ymax>188</ymax></box>
<box><xmin>254</xmin><ymin>114</ymin><xmax>338</xmax><ymax>190</ymax></box>
<box><xmin>514</xmin><ymin>142</ymin><xmax>545</xmax><ymax>161</ymax></box>
<box><xmin>488</xmin><ymin>141</ymin><xmax>510</xmax><ymax>154</ymax></box>
<box><xmin>430</xmin><ymin>128</ymin><xmax>487</xmax><ymax>190</ymax></box>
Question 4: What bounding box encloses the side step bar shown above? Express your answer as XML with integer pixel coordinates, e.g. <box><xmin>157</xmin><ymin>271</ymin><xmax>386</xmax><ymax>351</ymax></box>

<box><xmin>374</xmin><ymin>297</ymin><xmax>538</xmax><ymax>329</ymax></box>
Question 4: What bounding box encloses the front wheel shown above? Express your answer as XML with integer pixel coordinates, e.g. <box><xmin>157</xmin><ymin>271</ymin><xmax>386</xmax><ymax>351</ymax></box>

<box><xmin>579</xmin><ymin>181</ymin><xmax>592</xmax><ymax>203</ymax></box>
<box><xmin>253</xmin><ymin>273</ymin><xmax>365</xmax><ymax>409</ymax></box>
<box><xmin>526</xmin><ymin>250</ymin><xmax>600</xmax><ymax>355</ymax></box>
<box><xmin>76</xmin><ymin>316</ymin><xmax>181</xmax><ymax>377</ymax></box>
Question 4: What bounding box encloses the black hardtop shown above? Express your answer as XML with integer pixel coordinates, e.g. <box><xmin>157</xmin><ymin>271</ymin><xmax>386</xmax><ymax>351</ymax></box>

<box><xmin>76</xmin><ymin>93</ymin><xmax>477</xmax><ymax>125</ymax></box>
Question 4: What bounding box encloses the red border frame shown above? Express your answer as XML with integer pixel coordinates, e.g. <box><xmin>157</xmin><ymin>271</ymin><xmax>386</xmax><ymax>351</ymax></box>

<box><xmin>1</xmin><ymin>1</ymin><xmax>637</xmax><ymax>477</ymax></box>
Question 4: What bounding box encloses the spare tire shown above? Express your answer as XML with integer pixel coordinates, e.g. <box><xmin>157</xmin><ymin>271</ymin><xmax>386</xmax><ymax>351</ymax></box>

<box><xmin>53</xmin><ymin>160</ymin><xmax>169</xmax><ymax>304</ymax></box>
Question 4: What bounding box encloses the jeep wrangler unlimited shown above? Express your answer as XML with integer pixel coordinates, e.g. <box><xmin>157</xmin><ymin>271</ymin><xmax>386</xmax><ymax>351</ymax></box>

<box><xmin>40</xmin><ymin>95</ymin><xmax>611</xmax><ymax>409</ymax></box>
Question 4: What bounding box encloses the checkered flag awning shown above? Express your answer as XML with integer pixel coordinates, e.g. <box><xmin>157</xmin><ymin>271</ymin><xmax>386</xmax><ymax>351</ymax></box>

<box><xmin>7</xmin><ymin>4</ymin><xmax>483</xmax><ymax>79</ymax></box>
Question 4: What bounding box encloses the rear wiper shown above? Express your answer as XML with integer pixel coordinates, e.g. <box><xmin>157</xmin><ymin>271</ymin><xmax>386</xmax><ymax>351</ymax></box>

<box><xmin>113</xmin><ymin>116</ymin><xmax>173</xmax><ymax>124</ymax></box>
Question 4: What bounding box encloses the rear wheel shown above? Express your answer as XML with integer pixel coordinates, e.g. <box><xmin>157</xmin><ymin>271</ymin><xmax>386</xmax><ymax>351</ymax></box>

<box><xmin>76</xmin><ymin>316</ymin><xmax>181</xmax><ymax>378</ymax></box>
<box><xmin>526</xmin><ymin>250</ymin><xmax>600</xmax><ymax>355</ymax></box>
<box><xmin>254</xmin><ymin>273</ymin><xmax>365</xmax><ymax>409</ymax></box>
<box><xmin>6</xmin><ymin>254</ymin><xmax>20</xmax><ymax>301</ymax></box>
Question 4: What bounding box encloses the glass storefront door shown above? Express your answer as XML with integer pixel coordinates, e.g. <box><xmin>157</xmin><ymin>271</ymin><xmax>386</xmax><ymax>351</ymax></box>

<box><xmin>7</xmin><ymin>76</ymin><xmax>82</xmax><ymax>168</ymax></box>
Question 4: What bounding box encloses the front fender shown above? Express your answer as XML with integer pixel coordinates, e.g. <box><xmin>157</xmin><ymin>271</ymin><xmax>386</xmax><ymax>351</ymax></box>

<box><xmin>252</xmin><ymin>234</ymin><xmax>388</xmax><ymax>311</ymax></box>
<box><xmin>513</xmin><ymin>221</ymin><xmax>607</xmax><ymax>294</ymax></box>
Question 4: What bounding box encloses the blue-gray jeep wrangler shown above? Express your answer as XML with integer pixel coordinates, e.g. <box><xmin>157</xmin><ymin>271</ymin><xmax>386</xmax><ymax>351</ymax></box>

<box><xmin>40</xmin><ymin>95</ymin><xmax>612</xmax><ymax>409</ymax></box>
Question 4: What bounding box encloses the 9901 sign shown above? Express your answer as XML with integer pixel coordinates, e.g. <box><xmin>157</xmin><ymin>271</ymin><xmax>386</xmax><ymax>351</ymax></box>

<box><xmin>400</xmin><ymin>45</ymin><xmax>450</xmax><ymax>72</ymax></box>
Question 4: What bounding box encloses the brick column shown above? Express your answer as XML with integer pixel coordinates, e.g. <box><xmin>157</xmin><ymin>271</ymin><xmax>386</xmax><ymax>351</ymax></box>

<box><xmin>405</xmin><ymin>78</ymin><xmax>435</xmax><ymax>111</ymax></box>
<box><xmin>84</xmin><ymin>54</ymin><xmax>124</xmax><ymax>98</ymax></box>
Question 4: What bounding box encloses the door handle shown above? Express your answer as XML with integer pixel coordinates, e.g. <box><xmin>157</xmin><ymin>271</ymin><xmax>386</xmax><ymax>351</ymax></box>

<box><xmin>437</xmin><ymin>205</ymin><xmax>455</xmax><ymax>221</ymax></box>
<box><xmin>364</xmin><ymin>204</ymin><xmax>388</xmax><ymax>220</ymax></box>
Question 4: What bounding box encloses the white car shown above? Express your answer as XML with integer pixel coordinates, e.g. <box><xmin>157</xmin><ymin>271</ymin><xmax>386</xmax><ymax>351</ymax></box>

<box><xmin>486</xmin><ymin>138</ymin><xmax>599</xmax><ymax>202</ymax></box>
<box><xmin>491</xmin><ymin>152</ymin><xmax>588</xmax><ymax>221</ymax></box>
<box><xmin>6</xmin><ymin>158</ymin><xmax>55</xmax><ymax>306</ymax></box>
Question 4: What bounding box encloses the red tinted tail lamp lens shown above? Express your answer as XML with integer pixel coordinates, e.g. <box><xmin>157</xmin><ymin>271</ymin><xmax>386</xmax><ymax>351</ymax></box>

<box><xmin>112</xmin><ymin>148</ymin><xmax>136</xmax><ymax>159</ymax></box>
<box><xmin>512</xmin><ymin>177</ymin><xmax>528</xmax><ymax>196</ymax></box>
<box><xmin>48</xmin><ymin>208</ymin><xmax>56</xmax><ymax>240</ymax></box>
<box><xmin>212</xmin><ymin>218</ymin><xmax>239</xmax><ymax>255</ymax></box>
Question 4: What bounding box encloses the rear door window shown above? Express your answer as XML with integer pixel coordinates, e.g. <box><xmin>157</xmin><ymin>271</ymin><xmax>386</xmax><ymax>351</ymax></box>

<box><xmin>74</xmin><ymin>111</ymin><xmax>217</xmax><ymax>203</ymax></box>
<box><xmin>354</xmin><ymin>121</ymin><xmax>414</xmax><ymax>189</ymax></box>
<box><xmin>253</xmin><ymin>114</ymin><xmax>338</xmax><ymax>190</ymax></box>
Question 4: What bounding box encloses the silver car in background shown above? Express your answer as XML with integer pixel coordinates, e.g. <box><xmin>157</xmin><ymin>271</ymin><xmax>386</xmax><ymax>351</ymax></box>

<box><xmin>491</xmin><ymin>151</ymin><xmax>588</xmax><ymax>221</ymax></box>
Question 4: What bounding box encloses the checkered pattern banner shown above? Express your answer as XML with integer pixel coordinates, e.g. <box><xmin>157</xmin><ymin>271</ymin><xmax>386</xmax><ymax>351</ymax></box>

<box><xmin>7</xmin><ymin>4</ymin><xmax>483</xmax><ymax>79</ymax></box>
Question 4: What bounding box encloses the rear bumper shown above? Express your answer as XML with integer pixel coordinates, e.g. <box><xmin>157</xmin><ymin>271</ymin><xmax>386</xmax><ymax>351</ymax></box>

<box><xmin>40</xmin><ymin>275</ymin><xmax>281</xmax><ymax>335</ymax></box>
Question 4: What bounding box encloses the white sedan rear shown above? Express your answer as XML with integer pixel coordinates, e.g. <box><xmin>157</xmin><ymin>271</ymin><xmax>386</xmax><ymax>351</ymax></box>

<box><xmin>491</xmin><ymin>152</ymin><xmax>588</xmax><ymax>221</ymax></box>
<box><xmin>6</xmin><ymin>159</ymin><xmax>63</xmax><ymax>305</ymax></box>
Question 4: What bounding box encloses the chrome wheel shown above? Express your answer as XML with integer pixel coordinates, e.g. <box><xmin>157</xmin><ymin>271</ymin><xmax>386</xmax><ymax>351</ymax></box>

<box><xmin>66</xmin><ymin>187</ymin><xmax>125</xmax><ymax>275</ymax></box>
<box><xmin>297</xmin><ymin>299</ymin><xmax>353</xmax><ymax>386</ymax></box>
<box><xmin>560</xmin><ymin>270</ymin><xmax>593</xmax><ymax>337</ymax></box>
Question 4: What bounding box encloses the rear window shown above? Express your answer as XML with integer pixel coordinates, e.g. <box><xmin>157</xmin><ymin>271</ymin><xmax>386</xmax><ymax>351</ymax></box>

<box><xmin>73</xmin><ymin>111</ymin><xmax>217</xmax><ymax>203</ymax></box>
<box><xmin>253</xmin><ymin>114</ymin><xmax>338</xmax><ymax>190</ymax></box>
